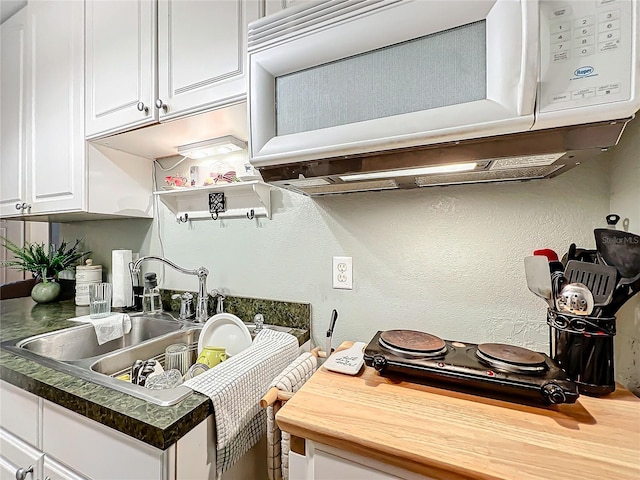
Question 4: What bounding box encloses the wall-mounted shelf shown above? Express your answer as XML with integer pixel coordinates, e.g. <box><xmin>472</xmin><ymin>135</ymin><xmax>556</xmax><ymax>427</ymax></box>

<box><xmin>153</xmin><ymin>181</ymin><xmax>272</xmax><ymax>223</ymax></box>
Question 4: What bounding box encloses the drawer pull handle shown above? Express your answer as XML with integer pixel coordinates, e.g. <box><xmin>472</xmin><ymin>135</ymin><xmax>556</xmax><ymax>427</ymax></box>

<box><xmin>15</xmin><ymin>465</ymin><xmax>33</xmax><ymax>480</ymax></box>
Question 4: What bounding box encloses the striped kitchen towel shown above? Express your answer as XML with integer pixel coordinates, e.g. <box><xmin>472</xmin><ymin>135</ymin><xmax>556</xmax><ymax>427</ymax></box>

<box><xmin>267</xmin><ymin>352</ymin><xmax>318</xmax><ymax>480</ymax></box>
<box><xmin>184</xmin><ymin>328</ymin><xmax>299</xmax><ymax>478</ymax></box>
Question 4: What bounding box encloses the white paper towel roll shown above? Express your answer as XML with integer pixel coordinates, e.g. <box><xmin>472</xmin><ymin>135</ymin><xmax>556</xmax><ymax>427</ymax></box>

<box><xmin>111</xmin><ymin>249</ymin><xmax>133</xmax><ymax>307</ymax></box>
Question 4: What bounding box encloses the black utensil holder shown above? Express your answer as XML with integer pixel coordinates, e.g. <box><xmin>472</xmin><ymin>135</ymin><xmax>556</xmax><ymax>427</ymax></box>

<box><xmin>547</xmin><ymin>309</ymin><xmax>616</xmax><ymax>396</ymax></box>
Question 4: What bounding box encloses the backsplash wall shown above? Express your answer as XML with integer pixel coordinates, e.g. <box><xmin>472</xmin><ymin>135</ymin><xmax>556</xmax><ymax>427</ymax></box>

<box><xmin>59</xmin><ymin>121</ymin><xmax>639</xmax><ymax>393</ymax></box>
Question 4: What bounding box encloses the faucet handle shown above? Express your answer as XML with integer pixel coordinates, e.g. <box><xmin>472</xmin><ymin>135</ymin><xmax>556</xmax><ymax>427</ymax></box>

<box><xmin>254</xmin><ymin>313</ymin><xmax>264</xmax><ymax>333</ymax></box>
<box><xmin>172</xmin><ymin>292</ymin><xmax>195</xmax><ymax>320</ymax></box>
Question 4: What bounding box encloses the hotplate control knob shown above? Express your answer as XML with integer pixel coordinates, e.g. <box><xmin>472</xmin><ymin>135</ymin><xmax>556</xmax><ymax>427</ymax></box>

<box><xmin>542</xmin><ymin>382</ymin><xmax>567</xmax><ymax>404</ymax></box>
<box><xmin>372</xmin><ymin>355</ymin><xmax>387</xmax><ymax>372</ymax></box>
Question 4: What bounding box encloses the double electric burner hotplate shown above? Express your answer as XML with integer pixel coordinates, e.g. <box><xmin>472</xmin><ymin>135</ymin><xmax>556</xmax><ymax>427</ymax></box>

<box><xmin>363</xmin><ymin>330</ymin><xmax>579</xmax><ymax>405</ymax></box>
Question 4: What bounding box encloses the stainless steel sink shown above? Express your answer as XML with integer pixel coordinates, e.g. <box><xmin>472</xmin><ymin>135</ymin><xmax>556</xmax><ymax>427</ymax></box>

<box><xmin>91</xmin><ymin>328</ymin><xmax>201</xmax><ymax>376</ymax></box>
<box><xmin>2</xmin><ymin>313</ymin><xmax>294</xmax><ymax>407</ymax></box>
<box><xmin>17</xmin><ymin>314</ymin><xmax>184</xmax><ymax>361</ymax></box>
<box><xmin>2</xmin><ymin>312</ymin><xmax>201</xmax><ymax>406</ymax></box>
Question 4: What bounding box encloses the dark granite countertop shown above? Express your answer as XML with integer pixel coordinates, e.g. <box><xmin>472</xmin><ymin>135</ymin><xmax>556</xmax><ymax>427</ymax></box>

<box><xmin>0</xmin><ymin>296</ymin><xmax>310</xmax><ymax>450</ymax></box>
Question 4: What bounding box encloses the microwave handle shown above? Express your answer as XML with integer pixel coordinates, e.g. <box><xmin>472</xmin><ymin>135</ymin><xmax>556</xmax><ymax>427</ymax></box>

<box><xmin>517</xmin><ymin>0</ymin><xmax>540</xmax><ymax>116</ymax></box>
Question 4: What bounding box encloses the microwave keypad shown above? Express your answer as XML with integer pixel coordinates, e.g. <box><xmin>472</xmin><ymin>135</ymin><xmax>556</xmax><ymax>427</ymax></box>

<box><xmin>550</xmin><ymin>9</ymin><xmax>621</xmax><ymax>62</ymax></box>
<box><xmin>539</xmin><ymin>0</ymin><xmax>632</xmax><ymax>115</ymax></box>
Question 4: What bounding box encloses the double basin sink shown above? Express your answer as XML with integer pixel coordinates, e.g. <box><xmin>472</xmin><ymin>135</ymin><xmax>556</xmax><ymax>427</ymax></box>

<box><xmin>1</xmin><ymin>313</ymin><xmax>283</xmax><ymax>406</ymax></box>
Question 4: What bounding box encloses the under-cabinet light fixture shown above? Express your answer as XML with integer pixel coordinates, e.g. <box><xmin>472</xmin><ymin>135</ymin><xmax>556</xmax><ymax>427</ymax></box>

<box><xmin>177</xmin><ymin>136</ymin><xmax>247</xmax><ymax>159</ymax></box>
<box><xmin>339</xmin><ymin>162</ymin><xmax>478</xmax><ymax>182</ymax></box>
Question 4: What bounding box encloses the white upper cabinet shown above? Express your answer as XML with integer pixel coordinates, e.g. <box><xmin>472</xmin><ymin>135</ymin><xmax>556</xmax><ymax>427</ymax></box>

<box><xmin>1</xmin><ymin>2</ymin><xmax>85</xmax><ymax>218</ymax></box>
<box><xmin>0</xmin><ymin>8</ymin><xmax>27</xmax><ymax>217</ymax></box>
<box><xmin>27</xmin><ymin>0</ymin><xmax>85</xmax><ymax>215</ymax></box>
<box><xmin>0</xmin><ymin>3</ymin><xmax>153</xmax><ymax>221</ymax></box>
<box><xmin>85</xmin><ymin>0</ymin><xmax>157</xmax><ymax>138</ymax></box>
<box><xmin>85</xmin><ymin>0</ymin><xmax>261</xmax><ymax>138</ymax></box>
<box><xmin>157</xmin><ymin>0</ymin><xmax>261</xmax><ymax>120</ymax></box>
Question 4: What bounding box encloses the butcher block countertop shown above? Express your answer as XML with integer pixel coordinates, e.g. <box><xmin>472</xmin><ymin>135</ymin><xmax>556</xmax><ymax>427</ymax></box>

<box><xmin>276</xmin><ymin>347</ymin><xmax>640</xmax><ymax>480</ymax></box>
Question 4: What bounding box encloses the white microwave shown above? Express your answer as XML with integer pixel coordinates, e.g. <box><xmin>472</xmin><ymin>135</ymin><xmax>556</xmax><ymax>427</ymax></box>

<box><xmin>247</xmin><ymin>0</ymin><xmax>639</xmax><ymax>185</ymax></box>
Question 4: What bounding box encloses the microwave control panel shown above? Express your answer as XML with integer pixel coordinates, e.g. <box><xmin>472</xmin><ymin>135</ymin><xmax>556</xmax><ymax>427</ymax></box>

<box><xmin>538</xmin><ymin>0</ymin><xmax>635</xmax><ymax>116</ymax></box>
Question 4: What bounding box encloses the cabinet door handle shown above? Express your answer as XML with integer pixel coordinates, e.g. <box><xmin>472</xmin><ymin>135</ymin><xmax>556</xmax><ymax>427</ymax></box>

<box><xmin>15</xmin><ymin>202</ymin><xmax>23</xmax><ymax>210</ymax></box>
<box><xmin>21</xmin><ymin>203</ymin><xmax>31</xmax><ymax>212</ymax></box>
<box><xmin>136</xmin><ymin>101</ymin><xmax>149</xmax><ymax>114</ymax></box>
<box><xmin>154</xmin><ymin>99</ymin><xmax>168</xmax><ymax>113</ymax></box>
<box><xmin>15</xmin><ymin>465</ymin><xmax>33</xmax><ymax>480</ymax></box>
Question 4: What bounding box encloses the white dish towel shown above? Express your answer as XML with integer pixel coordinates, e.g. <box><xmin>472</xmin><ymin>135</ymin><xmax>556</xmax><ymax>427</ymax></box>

<box><xmin>184</xmin><ymin>328</ymin><xmax>299</xmax><ymax>478</ymax></box>
<box><xmin>68</xmin><ymin>313</ymin><xmax>131</xmax><ymax>345</ymax></box>
<box><xmin>267</xmin><ymin>352</ymin><xmax>317</xmax><ymax>480</ymax></box>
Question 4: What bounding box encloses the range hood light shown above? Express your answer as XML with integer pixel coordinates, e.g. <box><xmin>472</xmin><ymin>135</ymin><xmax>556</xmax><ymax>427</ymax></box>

<box><xmin>339</xmin><ymin>162</ymin><xmax>478</xmax><ymax>182</ymax></box>
<box><xmin>177</xmin><ymin>136</ymin><xmax>246</xmax><ymax>159</ymax></box>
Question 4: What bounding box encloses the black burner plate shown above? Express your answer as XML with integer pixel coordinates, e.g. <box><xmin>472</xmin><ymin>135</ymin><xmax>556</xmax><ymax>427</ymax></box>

<box><xmin>363</xmin><ymin>331</ymin><xmax>578</xmax><ymax>406</ymax></box>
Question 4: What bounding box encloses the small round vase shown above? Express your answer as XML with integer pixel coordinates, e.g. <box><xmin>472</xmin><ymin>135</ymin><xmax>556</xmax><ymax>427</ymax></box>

<box><xmin>31</xmin><ymin>279</ymin><xmax>61</xmax><ymax>304</ymax></box>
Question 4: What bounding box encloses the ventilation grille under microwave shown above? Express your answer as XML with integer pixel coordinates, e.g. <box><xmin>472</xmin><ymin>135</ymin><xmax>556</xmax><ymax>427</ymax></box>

<box><xmin>415</xmin><ymin>165</ymin><xmax>564</xmax><ymax>187</ymax></box>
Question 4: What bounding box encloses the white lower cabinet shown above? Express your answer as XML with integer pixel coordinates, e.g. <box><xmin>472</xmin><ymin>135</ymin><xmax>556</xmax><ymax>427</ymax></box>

<box><xmin>42</xmin><ymin>457</ymin><xmax>87</xmax><ymax>480</ymax></box>
<box><xmin>0</xmin><ymin>381</ymin><xmax>267</xmax><ymax>480</ymax></box>
<box><xmin>42</xmin><ymin>401</ymin><xmax>170</xmax><ymax>480</ymax></box>
<box><xmin>291</xmin><ymin>440</ymin><xmax>434</xmax><ymax>480</ymax></box>
<box><xmin>0</xmin><ymin>381</ymin><xmax>40</xmax><ymax>447</ymax></box>
<box><xmin>0</xmin><ymin>429</ymin><xmax>43</xmax><ymax>480</ymax></box>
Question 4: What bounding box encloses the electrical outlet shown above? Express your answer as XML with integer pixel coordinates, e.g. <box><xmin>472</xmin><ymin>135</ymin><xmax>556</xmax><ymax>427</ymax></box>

<box><xmin>332</xmin><ymin>256</ymin><xmax>353</xmax><ymax>290</ymax></box>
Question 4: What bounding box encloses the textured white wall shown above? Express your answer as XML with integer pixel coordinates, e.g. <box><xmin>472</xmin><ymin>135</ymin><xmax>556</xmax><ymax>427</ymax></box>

<box><xmin>61</xmin><ymin>156</ymin><xmax>612</xmax><ymax>357</ymax></box>
<box><xmin>154</xmin><ymin>158</ymin><xmax>612</xmax><ymax>352</ymax></box>
<box><xmin>609</xmin><ymin>118</ymin><xmax>640</xmax><ymax>395</ymax></box>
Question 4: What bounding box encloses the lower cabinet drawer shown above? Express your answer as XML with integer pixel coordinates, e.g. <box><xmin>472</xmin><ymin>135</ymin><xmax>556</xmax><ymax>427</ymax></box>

<box><xmin>42</xmin><ymin>401</ymin><xmax>167</xmax><ymax>480</ymax></box>
<box><xmin>43</xmin><ymin>456</ymin><xmax>88</xmax><ymax>480</ymax></box>
<box><xmin>0</xmin><ymin>381</ymin><xmax>40</xmax><ymax>446</ymax></box>
<box><xmin>0</xmin><ymin>428</ymin><xmax>43</xmax><ymax>480</ymax></box>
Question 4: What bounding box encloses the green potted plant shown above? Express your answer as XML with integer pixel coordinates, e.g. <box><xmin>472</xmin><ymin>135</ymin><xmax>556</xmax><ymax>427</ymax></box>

<box><xmin>1</xmin><ymin>238</ymin><xmax>90</xmax><ymax>303</ymax></box>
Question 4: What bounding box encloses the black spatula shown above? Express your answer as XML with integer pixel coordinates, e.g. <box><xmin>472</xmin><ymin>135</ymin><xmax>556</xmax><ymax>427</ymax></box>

<box><xmin>594</xmin><ymin>229</ymin><xmax>640</xmax><ymax>284</ymax></box>
<box><xmin>563</xmin><ymin>260</ymin><xmax>617</xmax><ymax>306</ymax></box>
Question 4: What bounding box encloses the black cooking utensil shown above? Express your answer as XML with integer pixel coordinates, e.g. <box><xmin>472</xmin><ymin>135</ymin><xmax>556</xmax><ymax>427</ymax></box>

<box><xmin>594</xmin><ymin>228</ymin><xmax>640</xmax><ymax>282</ymax></box>
<box><xmin>606</xmin><ymin>214</ymin><xmax>620</xmax><ymax>229</ymax></box>
<box><xmin>563</xmin><ymin>260</ymin><xmax>617</xmax><ymax>306</ymax></box>
<box><xmin>602</xmin><ymin>277</ymin><xmax>640</xmax><ymax>316</ymax></box>
<box><xmin>562</xmin><ymin>243</ymin><xmax>598</xmax><ymax>265</ymax></box>
<box><xmin>326</xmin><ymin>309</ymin><xmax>338</xmax><ymax>355</ymax></box>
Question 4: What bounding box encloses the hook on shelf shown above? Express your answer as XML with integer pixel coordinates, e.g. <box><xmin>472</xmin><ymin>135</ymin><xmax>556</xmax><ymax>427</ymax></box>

<box><xmin>177</xmin><ymin>213</ymin><xmax>189</xmax><ymax>224</ymax></box>
<box><xmin>211</xmin><ymin>211</ymin><xmax>219</xmax><ymax>221</ymax></box>
<box><xmin>247</xmin><ymin>209</ymin><xmax>255</xmax><ymax>220</ymax></box>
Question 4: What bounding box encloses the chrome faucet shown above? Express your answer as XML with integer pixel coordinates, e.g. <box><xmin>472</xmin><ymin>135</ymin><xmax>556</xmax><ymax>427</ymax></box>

<box><xmin>131</xmin><ymin>256</ymin><xmax>209</xmax><ymax>323</ymax></box>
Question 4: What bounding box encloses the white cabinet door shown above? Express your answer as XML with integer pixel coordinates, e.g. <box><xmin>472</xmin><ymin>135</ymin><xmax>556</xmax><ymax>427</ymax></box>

<box><xmin>305</xmin><ymin>442</ymin><xmax>434</xmax><ymax>480</ymax></box>
<box><xmin>85</xmin><ymin>0</ymin><xmax>157</xmax><ymax>138</ymax></box>
<box><xmin>0</xmin><ymin>429</ymin><xmax>43</xmax><ymax>480</ymax></box>
<box><xmin>26</xmin><ymin>0</ymin><xmax>85</xmax><ymax>215</ymax></box>
<box><xmin>313</xmin><ymin>449</ymin><xmax>403</xmax><ymax>480</ymax></box>
<box><xmin>42</xmin><ymin>457</ymin><xmax>88</xmax><ymax>480</ymax></box>
<box><xmin>0</xmin><ymin>381</ymin><xmax>40</xmax><ymax>447</ymax></box>
<box><xmin>157</xmin><ymin>0</ymin><xmax>261</xmax><ymax>120</ymax></box>
<box><xmin>42</xmin><ymin>401</ymin><xmax>168</xmax><ymax>480</ymax></box>
<box><xmin>0</xmin><ymin>8</ymin><xmax>27</xmax><ymax>218</ymax></box>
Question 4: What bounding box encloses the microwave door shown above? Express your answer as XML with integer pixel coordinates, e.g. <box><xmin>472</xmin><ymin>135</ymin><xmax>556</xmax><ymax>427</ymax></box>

<box><xmin>248</xmin><ymin>0</ymin><xmax>540</xmax><ymax>166</ymax></box>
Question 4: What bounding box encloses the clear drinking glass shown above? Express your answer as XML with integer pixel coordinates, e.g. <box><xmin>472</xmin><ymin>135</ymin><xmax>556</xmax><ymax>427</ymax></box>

<box><xmin>89</xmin><ymin>283</ymin><xmax>112</xmax><ymax>319</ymax></box>
<box><xmin>165</xmin><ymin>343</ymin><xmax>192</xmax><ymax>375</ymax></box>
